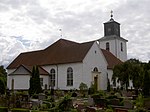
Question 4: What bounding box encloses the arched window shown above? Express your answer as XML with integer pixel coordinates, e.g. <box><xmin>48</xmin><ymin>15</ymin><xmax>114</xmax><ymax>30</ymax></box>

<box><xmin>67</xmin><ymin>67</ymin><xmax>73</xmax><ymax>86</ymax></box>
<box><xmin>50</xmin><ymin>69</ymin><xmax>55</xmax><ymax>87</ymax></box>
<box><xmin>106</xmin><ymin>42</ymin><xmax>110</xmax><ymax>51</ymax></box>
<box><xmin>121</xmin><ymin>42</ymin><xmax>123</xmax><ymax>51</ymax></box>
<box><xmin>93</xmin><ymin>67</ymin><xmax>98</xmax><ymax>72</ymax></box>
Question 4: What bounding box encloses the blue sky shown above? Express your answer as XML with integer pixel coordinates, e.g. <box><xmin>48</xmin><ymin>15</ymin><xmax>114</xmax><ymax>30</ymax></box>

<box><xmin>0</xmin><ymin>0</ymin><xmax>150</xmax><ymax>67</ymax></box>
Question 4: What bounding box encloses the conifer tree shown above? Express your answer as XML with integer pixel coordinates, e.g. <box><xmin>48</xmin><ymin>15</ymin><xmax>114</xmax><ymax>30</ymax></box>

<box><xmin>29</xmin><ymin>66</ymin><xmax>42</xmax><ymax>96</ymax></box>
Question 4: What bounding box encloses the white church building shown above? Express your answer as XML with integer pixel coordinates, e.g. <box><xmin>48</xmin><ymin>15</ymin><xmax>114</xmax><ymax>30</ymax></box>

<box><xmin>7</xmin><ymin>15</ymin><xmax>128</xmax><ymax>91</ymax></box>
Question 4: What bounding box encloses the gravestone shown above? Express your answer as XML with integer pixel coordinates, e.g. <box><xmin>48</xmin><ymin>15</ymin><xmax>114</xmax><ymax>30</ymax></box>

<box><xmin>88</xmin><ymin>96</ymin><xmax>94</xmax><ymax>106</ymax></box>
<box><xmin>124</xmin><ymin>100</ymin><xmax>133</xmax><ymax>109</ymax></box>
<box><xmin>38</xmin><ymin>93</ymin><xmax>46</xmax><ymax>101</ymax></box>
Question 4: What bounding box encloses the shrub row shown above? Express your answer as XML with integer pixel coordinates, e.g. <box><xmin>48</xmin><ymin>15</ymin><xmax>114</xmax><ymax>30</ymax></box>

<box><xmin>0</xmin><ymin>107</ymin><xmax>8</xmax><ymax>112</ymax></box>
<box><xmin>11</xmin><ymin>108</ymin><xmax>29</xmax><ymax>112</ymax></box>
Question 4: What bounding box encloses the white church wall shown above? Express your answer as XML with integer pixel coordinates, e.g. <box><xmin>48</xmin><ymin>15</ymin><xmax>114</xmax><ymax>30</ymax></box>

<box><xmin>7</xmin><ymin>67</ymin><xmax>31</xmax><ymax>90</ymax></box>
<box><xmin>99</xmin><ymin>39</ymin><xmax>127</xmax><ymax>62</ymax></box>
<box><xmin>99</xmin><ymin>39</ymin><xmax>116</xmax><ymax>57</ymax></box>
<box><xmin>7</xmin><ymin>69</ymin><xmax>17</xmax><ymax>89</ymax></box>
<box><xmin>83</xmin><ymin>42</ymin><xmax>108</xmax><ymax>90</ymax></box>
<box><xmin>42</xmin><ymin>63</ymin><xmax>83</xmax><ymax>90</ymax></box>
<box><xmin>116</xmin><ymin>39</ymin><xmax>127</xmax><ymax>61</ymax></box>
<box><xmin>8</xmin><ymin>75</ymin><xmax>30</xmax><ymax>90</ymax></box>
<box><xmin>40</xmin><ymin>75</ymin><xmax>49</xmax><ymax>89</ymax></box>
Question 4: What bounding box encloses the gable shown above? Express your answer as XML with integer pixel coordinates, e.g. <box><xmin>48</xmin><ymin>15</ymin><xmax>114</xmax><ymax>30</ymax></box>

<box><xmin>9</xmin><ymin>65</ymin><xmax>31</xmax><ymax>75</ymax></box>
<box><xmin>83</xmin><ymin>41</ymin><xmax>108</xmax><ymax>70</ymax></box>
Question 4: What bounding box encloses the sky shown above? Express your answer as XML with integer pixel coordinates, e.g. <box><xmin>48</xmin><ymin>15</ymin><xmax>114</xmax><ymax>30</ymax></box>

<box><xmin>0</xmin><ymin>0</ymin><xmax>150</xmax><ymax>67</ymax></box>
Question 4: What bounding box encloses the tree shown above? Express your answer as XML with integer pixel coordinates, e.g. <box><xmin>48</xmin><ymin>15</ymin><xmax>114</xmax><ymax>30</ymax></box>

<box><xmin>29</xmin><ymin>66</ymin><xmax>42</xmax><ymax>96</ymax></box>
<box><xmin>0</xmin><ymin>77</ymin><xmax>6</xmax><ymax>94</ymax></box>
<box><xmin>0</xmin><ymin>65</ymin><xmax>7</xmax><ymax>94</ymax></box>
<box><xmin>79</xmin><ymin>82</ymin><xmax>88</xmax><ymax>97</ymax></box>
<box><xmin>79</xmin><ymin>82</ymin><xmax>88</xmax><ymax>91</ymax></box>
<box><xmin>112</xmin><ymin>59</ymin><xmax>142</xmax><ymax>90</ymax></box>
<box><xmin>142</xmin><ymin>63</ymin><xmax>150</xmax><ymax>96</ymax></box>
<box><xmin>107</xmin><ymin>77</ymin><xmax>111</xmax><ymax>92</ymax></box>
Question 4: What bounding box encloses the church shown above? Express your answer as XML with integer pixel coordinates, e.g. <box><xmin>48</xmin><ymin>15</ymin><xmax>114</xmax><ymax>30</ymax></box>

<box><xmin>7</xmin><ymin>14</ymin><xmax>128</xmax><ymax>91</ymax></box>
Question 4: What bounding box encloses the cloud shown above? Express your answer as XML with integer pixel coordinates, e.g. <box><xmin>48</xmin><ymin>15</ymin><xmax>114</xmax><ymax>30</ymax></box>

<box><xmin>1</xmin><ymin>0</ymin><xmax>150</xmax><ymax>67</ymax></box>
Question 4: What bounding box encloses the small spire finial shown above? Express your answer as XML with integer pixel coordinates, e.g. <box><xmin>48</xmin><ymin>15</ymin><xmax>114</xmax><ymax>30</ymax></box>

<box><xmin>110</xmin><ymin>10</ymin><xmax>113</xmax><ymax>18</ymax></box>
<box><xmin>59</xmin><ymin>29</ymin><xmax>62</xmax><ymax>37</ymax></box>
<box><xmin>110</xmin><ymin>10</ymin><xmax>114</xmax><ymax>21</ymax></box>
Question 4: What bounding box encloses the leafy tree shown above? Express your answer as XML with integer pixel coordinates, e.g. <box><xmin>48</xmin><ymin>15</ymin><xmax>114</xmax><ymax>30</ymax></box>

<box><xmin>112</xmin><ymin>59</ymin><xmax>143</xmax><ymax>90</ymax></box>
<box><xmin>142</xmin><ymin>63</ymin><xmax>150</xmax><ymax>96</ymax></box>
<box><xmin>79</xmin><ymin>82</ymin><xmax>88</xmax><ymax>97</ymax></box>
<box><xmin>0</xmin><ymin>65</ymin><xmax>7</xmax><ymax>77</ymax></box>
<box><xmin>143</xmin><ymin>70</ymin><xmax>150</xmax><ymax>96</ymax></box>
<box><xmin>29</xmin><ymin>66</ymin><xmax>42</xmax><ymax>96</ymax></box>
<box><xmin>107</xmin><ymin>77</ymin><xmax>111</xmax><ymax>92</ymax></box>
<box><xmin>0</xmin><ymin>77</ymin><xmax>6</xmax><ymax>94</ymax></box>
<box><xmin>79</xmin><ymin>82</ymin><xmax>88</xmax><ymax>91</ymax></box>
<box><xmin>0</xmin><ymin>65</ymin><xmax>7</xmax><ymax>94</ymax></box>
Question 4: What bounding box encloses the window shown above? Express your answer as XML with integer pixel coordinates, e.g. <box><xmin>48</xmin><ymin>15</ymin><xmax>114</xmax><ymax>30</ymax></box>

<box><xmin>121</xmin><ymin>42</ymin><xmax>123</xmax><ymax>51</ymax></box>
<box><xmin>67</xmin><ymin>67</ymin><xmax>73</xmax><ymax>86</ymax></box>
<box><xmin>93</xmin><ymin>67</ymin><xmax>98</xmax><ymax>72</ymax></box>
<box><xmin>106</xmin><ymin>42</ymin><xmax>110</xmax><ymax>51</ymax></box>
<box><xmin>50</xmin><ymin>69</ymin><xmax>55</xmax><ymax>87</ymax></box>
<box><xmin>40</xmin><ymin>78</ymin><xmax>43</xmax><ymax>86</ymax></box>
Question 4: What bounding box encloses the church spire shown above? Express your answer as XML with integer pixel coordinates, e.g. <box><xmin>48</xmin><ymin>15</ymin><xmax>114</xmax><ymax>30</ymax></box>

<box><xmin>103</xmin><ymin>11</ymin><xmax>120</xmax><ymax>37</ymax></box>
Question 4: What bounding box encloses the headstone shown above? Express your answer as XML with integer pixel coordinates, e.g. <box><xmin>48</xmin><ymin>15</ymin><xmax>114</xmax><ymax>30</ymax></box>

<box><xmin>88</xmin><ymin>96</ymin><xmax>94</xmax><ymax>106</ymax></box>
<box><xmin>124</xmin><ymin>100</ymin><xmax>133</xmax><ymax>109</ymax></box>
<box><xmin>38</xmin><ymin>93</ymin><xmax>46</xmax><ymax>101</ymax></box>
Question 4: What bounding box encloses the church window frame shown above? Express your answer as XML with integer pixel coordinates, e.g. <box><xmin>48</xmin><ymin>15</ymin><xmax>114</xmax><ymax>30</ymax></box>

<box><xmin>50</xmin><ymin>69</ymin><xmax>55</xmax><ymax>87</ymax></box>
<box><xmin>93</xmin><ymin>67</ymin><xmax>98</xmax><ymax>72</ymax></box>
<box><xmin>106</xmin><ymin>42</ymin><xmax>110</xmax><ymax>51</ymax></box>
<box><xmin>67</xmin><ymin>67</ymin><xmax>73</xmax><ymax>86</ymax></box>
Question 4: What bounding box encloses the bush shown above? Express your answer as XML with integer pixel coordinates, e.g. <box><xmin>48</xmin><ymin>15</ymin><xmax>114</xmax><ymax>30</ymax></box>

<box><xmin>48</xmin><ymin>107</ymin><xmax>59</xmax><ymax>112</ymax></box>
<box><xmin>0</xmin><ymin>107</ymin><xmax>8</xmax><ymax>112</ymax></box>
<box><xmin>40</xmin><ymin>104</ymin><xmax>47</xmax><ymax>110</ymax></box>
<box><xmin>58</xmin><ymin>95</ymin><xmax>73</xmax><ymax>111</ymax></box>
<box><xmin>105</xmin><ymin>109</ymin><xmax>113</xmax><ymax>112</ymax></box>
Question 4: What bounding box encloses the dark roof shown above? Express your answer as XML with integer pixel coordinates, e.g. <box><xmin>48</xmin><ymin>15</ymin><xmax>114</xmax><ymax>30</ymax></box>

<box><xmin>7</xmin><ymin>39</ymin><xmax>94</xmax><ymax>69</ymax></box>
<box><xmin>104</xmin><ymin>18</ymin><xmax>120</xmax><ymax>24</ymax></box>
<box><xmin>10</xmin><ymin>65</ymin><xmax>49</xmax><ymax>75</ymax></box>
<box><xmin>101</xmin><ymin>49</ymin><xmax>122</xmax><ymax>69</ymax></box>
<box><xmin>99</xmin><ymin>35</ymin><xmax>128</xmax><ymax>42</ymax></box>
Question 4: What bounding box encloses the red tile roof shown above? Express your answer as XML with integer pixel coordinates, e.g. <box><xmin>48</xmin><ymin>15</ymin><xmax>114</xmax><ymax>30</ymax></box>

<box><xmin>101</xmin><ymin>49</ymin><xmax>122</xmax><ymax>69</ymax></box>
<box><xmin>7</xmin><ymin>39</ymin><xmax>122</xmax><ymax>70</ymax></box>
<box><xmin>7</xmin><ymin>39</ymin><xmax>94</xmax><ymax>69</ymax></box>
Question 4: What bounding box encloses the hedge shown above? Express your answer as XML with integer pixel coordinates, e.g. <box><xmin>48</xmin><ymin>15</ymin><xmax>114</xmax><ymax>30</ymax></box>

<box><xmin>11</xmin><ymin>108</ymin><xmax>29</xmax><ymax>112</ymax></box>
<box><xmin>0</xmin><ymin>107</ymin><xmax>8</xmax><ymax>112</ymax></box>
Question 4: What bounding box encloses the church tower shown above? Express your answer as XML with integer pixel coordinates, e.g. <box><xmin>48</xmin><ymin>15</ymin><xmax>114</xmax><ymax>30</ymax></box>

<box><xmin>99</xmin><ymin>11</ymin><xmax>128</xmax><ymax>61</ymax></box>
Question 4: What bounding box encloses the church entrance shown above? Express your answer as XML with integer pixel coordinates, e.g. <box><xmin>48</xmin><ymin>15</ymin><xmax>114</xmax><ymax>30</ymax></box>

<box><xmin>92</xmin><ymin>67</ymin><xmax>101</xmax><ymax>90</ymax></box>
<box><xmin>94</xmin><ymin>75</ymin><xmax>98</xmax><ymax>91</ymax></box>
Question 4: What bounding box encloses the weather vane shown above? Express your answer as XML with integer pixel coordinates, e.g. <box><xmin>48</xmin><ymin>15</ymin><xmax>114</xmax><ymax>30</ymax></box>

<box><xmin>59</xmin><ymin>29</ymin><xmax>62</xmax><ymax>37</ymax></box>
